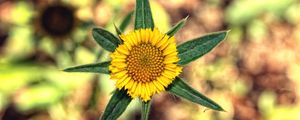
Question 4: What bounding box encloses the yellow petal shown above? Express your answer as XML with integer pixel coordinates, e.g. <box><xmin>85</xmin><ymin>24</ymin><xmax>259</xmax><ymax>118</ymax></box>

<box><xmin>151</xmin><ymin>29</ymin><xmax>163</xmax><ymax>45</ymax></box>
<box><xmin>165</xmin><ymin>51</ymin><xmax>178</xmax><ymax>58</ymax></box>
<box><xmin>164</xmin><ymin>56</ymin><xmax>179</xmax><ymax>64</ymax></box>
<box><xmin>157</xmin><ymin>77</ymin><xmax>168</xmax><ymax>87</ymax></box>
<box><xmin>117</xmin><ymin>45</ymin><xmax>129</xmax><ymax>55</ymax></box>
<box><xmin>135</xmin><ymin>30</ymin><xmax>142</xmax><ymax>44</ymax></box>
<box><xmin>131</xmin><ymin>32</ymin><xmax>138</xmax><ymax>45</ymax></box>
<box><xmin>162</xmin><ymin>70</ymin><xmax>176</xmax><ymax>79</ymax></box>
<box><xmin>165</xmin><ymin>65</ymin><xmax>180</xmax><ymax>72</ymax></box>
<box><xmin>153</xmin><ymin>80</ymin><xmax>164</xmax><ymax>91</ymax></box>
<box><xmin>116</xmin><ymin>75</ymin><xmax>127</xmax><ymax>88</ymax></box>
<box><xmin>165</xmin><ymin>64</ymin><xmax>177</xmax><ymax>68</ymax></box>
<box><xmin>130</xmin><ymin>81</ymin><xmax>138</xmax><ymax>96</ymax></box>
<box><xmin>113</xmin><ymin>62</ymin><xmax>127</xmax><ymax>68</ymax></box>
<box><xmin>151</xmin><ymin>82</ymin><xmax>157</xmax><ymax>94</ymax></box>
<box><xmin>135</xmin><ymin>82</ymin><xmax>141</xmax><ymax>96</ymax></box>
<box><xmin>125</xmin><ymin>80</ymin><xmax>134</xmax><ymax>89</ymax></box>
<box><xmin>145</xmin><ymin>28</ymin><xmax>151</xmax><ymax>43</ymax></box>
<box><xmin>140</xmin><ymin>29</ymin><xmax>146</xmax><ymax>42</ymax></box>
<box><xmin>125</xmin><ymin>34</ymin><xmax>134</xmax><ymax>46</ymax></box>
<box><xmin>119</xmin><ymin>76</ymin><xmax>131</xmax><ymax>88</ymax></box>
<box><xmin>115</xmin><ymin>70</ymin><xmax>127</xmax><ymax>78</ymax></box>
<box><xmin>163</xmin><ymin>43</ymin><xmax>177</xmax><ymax>56</ymax></box>
<box><xmin>110</xmin><ymin>67</ymin><xmax>124</xmax><ymax>73</ymax></box>
<box><xmin>124</xmin><ymin>42</ymin><xmax>132</xmax><ymax>50</ymax></box>
<box><xmin>145</xmin><ymin>83</ymin><xmax>150</xmax><ymax>97</ymax></box>
<box><xmin>157</xmin><ymin>35</ymin><xmax>169</xmax><ymax>49</ymax></box>
<box><xmin>111</xmin><ymin>53</ymin><xmax>127</xmax><ymax>59</ymax></box>
<box><xmin>112</xmin><ymin>58</ymin><xmax>126</xmax><ymax>63</ymax></box>
<box><xmin>140</xmin><ymin>83</ymin><xmax>145</xmax><ymax>99</ymax></box>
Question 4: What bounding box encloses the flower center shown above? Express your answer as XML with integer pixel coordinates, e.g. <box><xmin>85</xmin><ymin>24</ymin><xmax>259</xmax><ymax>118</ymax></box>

<box><xmin>126</xmin><ymin>43</ymin><xmax>165</xmax><ymax>82</ymax></box>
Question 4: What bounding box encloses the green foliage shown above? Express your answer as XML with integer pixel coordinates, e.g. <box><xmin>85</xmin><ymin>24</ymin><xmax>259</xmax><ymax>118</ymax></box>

<box><xmin>63</xmin><ymin>61</ymin><xmax>110</xmax><ymax>74</ymax></box>
<box><xmin>177</xmin><ymin>31</ymin><xmax>229</xmax><ymax>65</ymax></box>
<box><xmin>141</xmin><ymin>100</ymin><xmax>151</xmax><ymax>120</ymax></box>
<box><xmin>114</xmin><ymin>11</ymin><xmax>134</xmax><ymax>36</ymax></box>
<box><xmin>167</xmin><ymin>77</ymin><xmax>224</xmax><ymax>111</ymax></box>
<box><xmin>119</xmin><ymin>11</ymin><xmax>134</xmax><ymax>32</ymax></box>
<box><xmin>92</xmin><ymin>28</ymin><xmax>121</xmax><ymax>52</ymax></box>
<box><xmin>101</xmin><ymin>89</ymin><xmax>132</xmax><ymax>120</ymax></box>
<box><xmin>135</xmin><ymin>0</ymin><xmax>154</xmax><ymax>29</ymax></box>
<box><xmin>114</xmin><ymin>23</ymin><xmax>122</xmax><ymax>36</ymax></box>
<box><xmin>166</xmin><ymin>16</ymin><xmax>188</xmax><ymax>36</ymax></box>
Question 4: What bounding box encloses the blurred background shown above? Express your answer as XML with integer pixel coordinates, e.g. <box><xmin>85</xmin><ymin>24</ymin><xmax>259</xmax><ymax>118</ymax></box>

<box><xmin>0</xmin><ymin>0</ymin><xmax>300</xmax><ymax>120</ymax></box>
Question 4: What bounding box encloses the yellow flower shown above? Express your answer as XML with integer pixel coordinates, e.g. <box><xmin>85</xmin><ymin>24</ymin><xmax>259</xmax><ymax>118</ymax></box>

<box><xmin>109</xmin><ymin>28</ymin><xmax>182</xmax><ymax>101</ymax></box>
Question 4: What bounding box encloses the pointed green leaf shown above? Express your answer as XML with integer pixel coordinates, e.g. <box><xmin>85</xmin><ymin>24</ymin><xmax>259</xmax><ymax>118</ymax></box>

<box><xmin>135</xmin><ymin>0</ymin><xmax>154</xmax><ymax>29</ymax></box>
<box><xmin>92</xmin><ymin>28</ymin><xmax>121</xmax><ymax>52</ymax></box>
<box><xmin>119</xmin><ymin>11</ymin><xmax>134</xmax><ymax>32</ymax></box>
<box><xmin>141</xmin><ymin>100</ymin><xmax>151</xmax><ymax>120</ymax></box>
<box><xmin>63</xmin><ymin>61</ymin><xmax>110</xmax><ymax>74</ymax></box>
<box><xmin>177</xmin><ymin>31</ymin><xmax>229</xmax><ymax>65</ymax></box>
<box><xmin>166</xmin><ymin>16</ymin><xmax>188</xmax><ymax>36</ymax></box>
<box><xmin>101</xmin><ymin>89</ymin><xmax>132</xmax><ymax>120</ymax></box>
<box><xmin>113</xmin><ymin>23</ymin><xmax>122</xmax><ymax>36</ymax></box>
<box><xmin>167</xmin><ymin>77</ymin><xmax>224</xmax><ymax>111</ymax></box>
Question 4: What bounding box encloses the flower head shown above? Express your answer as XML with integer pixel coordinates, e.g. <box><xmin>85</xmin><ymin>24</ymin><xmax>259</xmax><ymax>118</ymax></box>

<box><xmin>110</xmin><ymin>28</ymin><xmax>182</xmax><ymax>101</ymax></box>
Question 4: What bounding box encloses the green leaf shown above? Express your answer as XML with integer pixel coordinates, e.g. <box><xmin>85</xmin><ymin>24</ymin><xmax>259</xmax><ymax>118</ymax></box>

<box><xmin>119</xmin><ymin>11</ymin><xmax>134</xmax><ymax>32</ymax></box>
<box><xmin>167</xmin><ymin>77</ymin><xmax>224</xmax><ymax>111</ymax></box>
<box><xmin>113</xmin><ymin>23</ymin><xmax>122</xmax><ymax>36</ymax></box>
<box><xmin>166</xmin><ymin>16</ymin><xmax>188</xmax><ymax>36</ymax></box>
<box><xmin>177</xmin><ymin>31</ymin><xmax>229</xmax><ymax>65</ymax></box>
<box><xmin>92</xmin><ymin>28</ymin><xmax>121</xmax><ymax>52</ymax></box>
<box><xmin>135</xmin><ymin>0</ymin><xmax>154</xmax><ymax>29</ymax></box>
<box><xmin>141</xmin><ymin>100</ymin><xmax>151</xmax><ymax>120</ymax></box>
<box><xmin>101</xmin><ymin>89</ymin><xmax>132</xmax><ymax>120</ymax></box>
<box><xmin>63</xmin><ymin>61</ymin><xmax>110</xmax><ymax>74</ymax></box>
